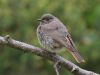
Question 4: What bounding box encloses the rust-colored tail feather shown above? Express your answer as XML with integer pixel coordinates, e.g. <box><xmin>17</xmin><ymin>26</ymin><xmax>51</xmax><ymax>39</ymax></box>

<box><xmin>68</xmin><ymin>47</ymin><xmax>85</xmax><ymax>63</ymax></box>
<box><xmin>65</xmin><ymin>35</ymin><xmax>85</xmax><ymax>63</ymax></box>
<box><xmin>68</xmin><ymin>49</ymin><xmax>85</xmax><ymax>63</ymax></box>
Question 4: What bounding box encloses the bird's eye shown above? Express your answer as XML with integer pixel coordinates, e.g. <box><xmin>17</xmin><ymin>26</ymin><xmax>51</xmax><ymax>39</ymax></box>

<box><xmin>42</xmin><ymin>17</ymin><xmax>53</xmax><ymax>22</ymax></box>
<box><xmin>42</xmin><ymin>18</ymin><xmax>49</xmax><ymax>21</ymax></box>
<box><xmin>46</xmin><ymin>18</ymin><xmax>49</xmax><ymax>21</ymax></box>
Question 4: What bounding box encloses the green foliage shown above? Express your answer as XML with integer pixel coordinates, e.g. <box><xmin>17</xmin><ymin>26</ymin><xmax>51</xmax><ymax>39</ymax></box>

<box><xmin>0</xmin><ymin>0</ymin><xmax>100</xmax><ymax>75</ymax></box>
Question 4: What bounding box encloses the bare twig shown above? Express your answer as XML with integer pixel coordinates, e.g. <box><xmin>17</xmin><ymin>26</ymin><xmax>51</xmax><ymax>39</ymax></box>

<box><xmin>54</xmin><ymin>61</ymin><xmax>61</xmax><ymax>75</ymax></box>
<box><xmin>0</xmin><ymin>35</ymin><xmax>99</xmax><ymax>75</ymax></box>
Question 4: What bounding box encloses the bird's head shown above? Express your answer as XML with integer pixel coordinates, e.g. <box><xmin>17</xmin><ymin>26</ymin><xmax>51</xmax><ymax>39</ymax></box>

<box><xmin>38</xmin><ymin>14</ymin><xmax>55</xmax><ymax>24</ymax></box>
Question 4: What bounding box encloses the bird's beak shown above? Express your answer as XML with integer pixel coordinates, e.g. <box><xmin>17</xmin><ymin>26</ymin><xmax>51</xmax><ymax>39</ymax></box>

<box><xmin>37</xmin><ymin>19</ymin><xmax>42</xmax><ymax>21</ymax></box>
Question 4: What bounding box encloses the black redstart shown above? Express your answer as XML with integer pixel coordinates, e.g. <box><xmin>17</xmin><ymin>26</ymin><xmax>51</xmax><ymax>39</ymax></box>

<box><xmin>37</xmin><ymin>14</ymin><xmax>85</xmax><ymax>63</ymax></box>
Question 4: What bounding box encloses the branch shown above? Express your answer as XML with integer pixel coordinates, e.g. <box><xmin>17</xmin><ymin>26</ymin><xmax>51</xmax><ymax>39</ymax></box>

<box><xmin>0</xmin><ymin>35</ymin><xmax>99</xmax><ymax>75</ymax></box>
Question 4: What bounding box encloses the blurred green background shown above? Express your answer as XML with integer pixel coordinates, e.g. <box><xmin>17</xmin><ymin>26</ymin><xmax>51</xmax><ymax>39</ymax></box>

<box><xmin>0</xmin><ymin>0</ymin><xmax>100</xmax><ymax>75</ymax></box>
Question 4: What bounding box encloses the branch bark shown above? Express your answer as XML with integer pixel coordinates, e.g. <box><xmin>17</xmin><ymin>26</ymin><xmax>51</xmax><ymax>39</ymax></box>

<box><xmin>0</xmin><ymin>35</ymin><xmax>99</xmax><ymax>75</ymax></box>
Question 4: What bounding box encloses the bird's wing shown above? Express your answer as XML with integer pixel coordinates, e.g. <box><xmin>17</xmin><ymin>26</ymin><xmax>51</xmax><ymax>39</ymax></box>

<box><xmin>41</xmin><ymin>20</ymin><xmax>85</xmax><ymax>63</ymax></box>
<box><xmin>41</xmin><ymin>19</ymin><xmax>74</xmax><ymax>49</ymax></box>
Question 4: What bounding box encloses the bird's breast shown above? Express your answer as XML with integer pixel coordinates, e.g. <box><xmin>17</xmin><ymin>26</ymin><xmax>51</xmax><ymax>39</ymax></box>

<box><xmin>37</xmin><ymin>31</ymin><xmax>62</xmax><ymax>50</ymax></box>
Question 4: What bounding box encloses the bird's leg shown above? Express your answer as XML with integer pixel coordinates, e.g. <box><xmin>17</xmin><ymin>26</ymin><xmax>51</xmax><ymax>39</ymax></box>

<box><xmin>50</xmin><ymin>51</ymin><xmax>56</xmax><ymax>55</ymax></box>
<box><xmin>41</xmin><ymin>48</ymin><xmax>56</xmax><ymax>55</ymax></box>
<box><xmin>54</xmin><ymin>61</ymin><xmax>61</xmax><ymax>75</ymax></box>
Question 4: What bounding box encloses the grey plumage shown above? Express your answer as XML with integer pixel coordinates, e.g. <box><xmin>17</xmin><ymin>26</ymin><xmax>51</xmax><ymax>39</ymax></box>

<box><xmin>37</xmin><ymin>14</ymin><xmax>85</xmax><ymax>63</ymax></box>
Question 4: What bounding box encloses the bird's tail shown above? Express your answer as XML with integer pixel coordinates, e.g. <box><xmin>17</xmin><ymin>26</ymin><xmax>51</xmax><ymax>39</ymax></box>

<box><xmin>65</xmin><ymin>35</ymin><xmax>85</xmax><ymax>63</ymax></box>
<box><xmin>68</xmin><ymin>50</ymin><xmax>85</xmax><ymax>63</ymax></box>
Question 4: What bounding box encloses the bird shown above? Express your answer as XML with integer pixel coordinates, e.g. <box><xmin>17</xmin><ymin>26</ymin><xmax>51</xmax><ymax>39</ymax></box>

<box><xmin>37</xmin><ymin>13</ymin><xmax>85</xmax><ymax>63</ymax></box>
